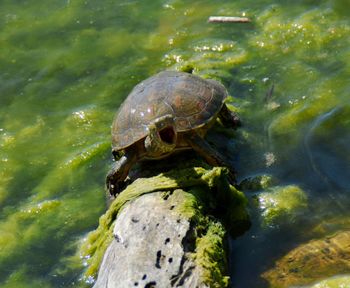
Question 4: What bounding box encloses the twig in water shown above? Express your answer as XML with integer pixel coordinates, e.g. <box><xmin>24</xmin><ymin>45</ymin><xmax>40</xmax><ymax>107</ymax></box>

<box><xmin>208</xmin><ymin>16</ymin><xmax>251</xmax><ymax>23</ymax></box>
<box><xmin>265</xmin><ymin>83</ymin><xmax>275</xmax><ymax>102</ymax></box>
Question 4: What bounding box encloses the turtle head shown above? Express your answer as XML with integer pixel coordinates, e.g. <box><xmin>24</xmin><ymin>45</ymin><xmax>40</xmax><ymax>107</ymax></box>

<box><xmin>144</xmin><ymin>114</ymin><xmax>177</xmax><ymax>157</ymax></box>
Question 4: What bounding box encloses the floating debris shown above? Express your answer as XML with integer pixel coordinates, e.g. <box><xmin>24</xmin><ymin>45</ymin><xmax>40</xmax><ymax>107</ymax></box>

<box><xmin>208</xmin><ymin>16</ymin><xmax>251</xmax><ymax>23</ymax></box>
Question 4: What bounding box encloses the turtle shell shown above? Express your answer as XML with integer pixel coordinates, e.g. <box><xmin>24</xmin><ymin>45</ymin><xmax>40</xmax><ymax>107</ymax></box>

<box><xmin>112</xmin><ymin>71</ymin><xmax>228</xmax><ymax>151</ymax></box>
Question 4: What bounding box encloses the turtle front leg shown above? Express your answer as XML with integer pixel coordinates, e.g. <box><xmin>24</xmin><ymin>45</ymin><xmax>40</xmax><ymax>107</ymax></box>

<box><xmin>106</xmin><ymin>149</ymin><xmax>138</xmax><ymax>197</ymax></box>
<box><xmin>219</xmin><ymin>104</ymin><xmax>241</xmax><ymax>129</ymax></box>
<box><xmin>186</xmin><ymin>133</ymin><xmax>237</xmax><ymax>182</ymax></box>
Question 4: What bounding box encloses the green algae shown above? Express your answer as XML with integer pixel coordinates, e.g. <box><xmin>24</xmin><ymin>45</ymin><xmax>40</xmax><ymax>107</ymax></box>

<box><xmin>256</xmin><ymin>185</ymin><xmax>308</xmax><ymax>227</ymax></box>
<box><xmin>308</xmin><ymin>275</ymin><xmax>350</xmax><ymax>288</ymax></box>
<box><xmin>0</xmin><ymin>113</ymin><xmax>108</xmax><ymax>287</ymax></box>
<box><xmin>80</xmin><ymin>164</ymin><xmax>249</xmax><ymax>283</ymax></box>
<box><xmin>0</xmin><ymin>0</ymin><xmax>349</xmax><ymax>287</ymax></box>
<box><xmin>262</xmin><ymin>230</ymin><xmax>350</xmax><ymax>287</ymax></box>
<box><xmin>164</xmin><ymin>187</ymin><xmax>231</xmax><ymax>287</ymax></box>
<box><xmin>195</xmin><ymin>222</ymin><xmax>230</xmax><ymax>287</ymax></box>
<box><xmin>3</xmin><ymin>267</ymin><xmax>52</xmax><ymax>288</ymax></box>
<box><xmin>309</xmin><ymin>216</ymin><xmax>350</xmax><ymax>239</ymax></box>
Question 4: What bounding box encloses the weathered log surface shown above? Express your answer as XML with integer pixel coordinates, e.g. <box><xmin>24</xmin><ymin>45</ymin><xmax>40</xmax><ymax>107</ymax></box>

<box><xmin>93</xmin><ymin>191</ymin><xmax>205</xmax><ymax>288</ymax></box>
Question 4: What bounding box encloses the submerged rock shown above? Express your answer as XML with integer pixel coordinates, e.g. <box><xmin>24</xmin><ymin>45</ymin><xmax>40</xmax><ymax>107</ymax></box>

<box><xmin>307</xmin><ymin>275</ymin><xmax>350</xmax><ymax>288</ymax></box>
<box><xmin>255</xmin><ymin>184</ymin><xmax>308</xmax><ymax>227</ymax></box>
<box><xmin>80</xmin><ymin>165</ymin><xmax>250</xmax><ymax>287</ymax></box>
<box><xmin>262</xmin><ymin>230</ymin><xmax>350</xmax><ymax>287</ymax></box>
<box><xmin>238</xmin><ymin>174</ymin><xmax>276</xmax><ymax>192</ymax></box>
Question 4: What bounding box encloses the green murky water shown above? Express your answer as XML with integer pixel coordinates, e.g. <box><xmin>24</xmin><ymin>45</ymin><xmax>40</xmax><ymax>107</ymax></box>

<box><xmin>0</xmin><ymin>0</ymin><xmax>349</xmax><ymax>287</ymax></box>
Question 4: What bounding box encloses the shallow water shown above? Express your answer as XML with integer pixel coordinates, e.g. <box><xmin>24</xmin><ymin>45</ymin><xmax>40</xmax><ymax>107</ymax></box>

<box><xmin>0</xmin><ymin>0</ymin><xmax>349</xmax><ymax>287</ymax></box>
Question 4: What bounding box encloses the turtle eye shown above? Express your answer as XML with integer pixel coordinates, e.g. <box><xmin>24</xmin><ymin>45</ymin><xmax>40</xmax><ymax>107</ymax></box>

<box><xmin>159</xmin><ymin>127</ymin><xmax>176</xmax><ymax>144</ymax></box>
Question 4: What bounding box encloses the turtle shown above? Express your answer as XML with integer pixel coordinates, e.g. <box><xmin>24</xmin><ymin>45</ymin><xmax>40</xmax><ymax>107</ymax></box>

<box><xmin>106</xmin><ymin>71</ymin><xmax>240</xmax><ymax>196</ymax></box>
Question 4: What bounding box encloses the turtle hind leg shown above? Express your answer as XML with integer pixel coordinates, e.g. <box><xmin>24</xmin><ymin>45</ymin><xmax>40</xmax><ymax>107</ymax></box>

<box><xmin>219</xmin><ymin>104</ymin><xmax>241</xmax><ymax>129</ymax></box>
<box><xmin>106</xmin><ymin>148</ymin><xmax>138</xmax><ymax>197</ymax></box>
<box><xmin>186</xmin><ymin>133</ymin><xmax>237</xmax><ymax>183</ymax></box>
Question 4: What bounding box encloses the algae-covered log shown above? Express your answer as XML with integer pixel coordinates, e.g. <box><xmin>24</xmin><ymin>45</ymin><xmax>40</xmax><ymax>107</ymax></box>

<box><xmin>80</xmin><ymin>165</ymin><xmax>250</xmax><ymax>287</ymax></box>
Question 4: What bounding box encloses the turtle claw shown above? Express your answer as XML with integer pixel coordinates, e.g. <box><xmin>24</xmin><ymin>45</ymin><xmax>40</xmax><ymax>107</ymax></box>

<box><xmin>106</xmin><ymin>171</ymin><xmax>127</xmax><ymax>197</ymax></box>
<box><xmin>107</xmin><ymin>178</ymin><xmax>131</xmax><ymax>197</ymax></box>
<box><xmin>105</xmin><ymin>172</ymin><xmax>117</xmax><ymax>197</ymax></box>
<box><xmin>105</xmin><ymin>152</ymin><xmax>138</xmax><ymax>197</ymax></box>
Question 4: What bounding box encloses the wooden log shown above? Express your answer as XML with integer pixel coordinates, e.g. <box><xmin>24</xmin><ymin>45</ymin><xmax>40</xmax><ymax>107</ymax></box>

<box><xmin>93</xmin><ymin>190</ymin><xmax>228</xmax><ymax>288</ymax></box>
<box><xmin>80</xmin><ymin>165</ymin><xmax>250</xmax><ymax>288</ymax></box>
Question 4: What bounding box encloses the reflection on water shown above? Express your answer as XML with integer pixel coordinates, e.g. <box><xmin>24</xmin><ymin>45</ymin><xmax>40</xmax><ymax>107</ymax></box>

<box><xmin>0</xmin><ymin>0</ymin><xmax>349</xmax><ymax>287</ymax></box>
<box><xmin>304</xmin><ymin>106</ymin><xmax>350</xmax><ymax>196</ymax></box>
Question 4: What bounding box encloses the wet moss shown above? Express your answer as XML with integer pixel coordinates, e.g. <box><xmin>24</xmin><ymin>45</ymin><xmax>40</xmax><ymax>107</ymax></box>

<box><xmin>195</xmin><ymin>222</ymin><xmax>230</xmax><ymax>287</ymax></box>
<box><xmin>256</xmin><ymin>185</ymin><xmax>308</xmax><ymax>227</ymax></box>
<box><xmin>309</xmin><ymin>275</ymin><xmax>350</xmax><ymax>288</ymax></box>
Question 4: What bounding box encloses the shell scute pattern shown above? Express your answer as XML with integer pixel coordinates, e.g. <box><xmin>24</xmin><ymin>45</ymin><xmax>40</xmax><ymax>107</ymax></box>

<box><xmin>112</xmin><ymin>71</ymin><xmax>227</xmax><ymax>150</ymax></box>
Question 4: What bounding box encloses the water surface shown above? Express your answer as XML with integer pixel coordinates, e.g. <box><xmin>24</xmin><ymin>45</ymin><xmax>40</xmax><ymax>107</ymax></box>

<box><xmin>0</xmin><ymin>0</ymin><xmax>349</xmax><ymax>287</ymax></box>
